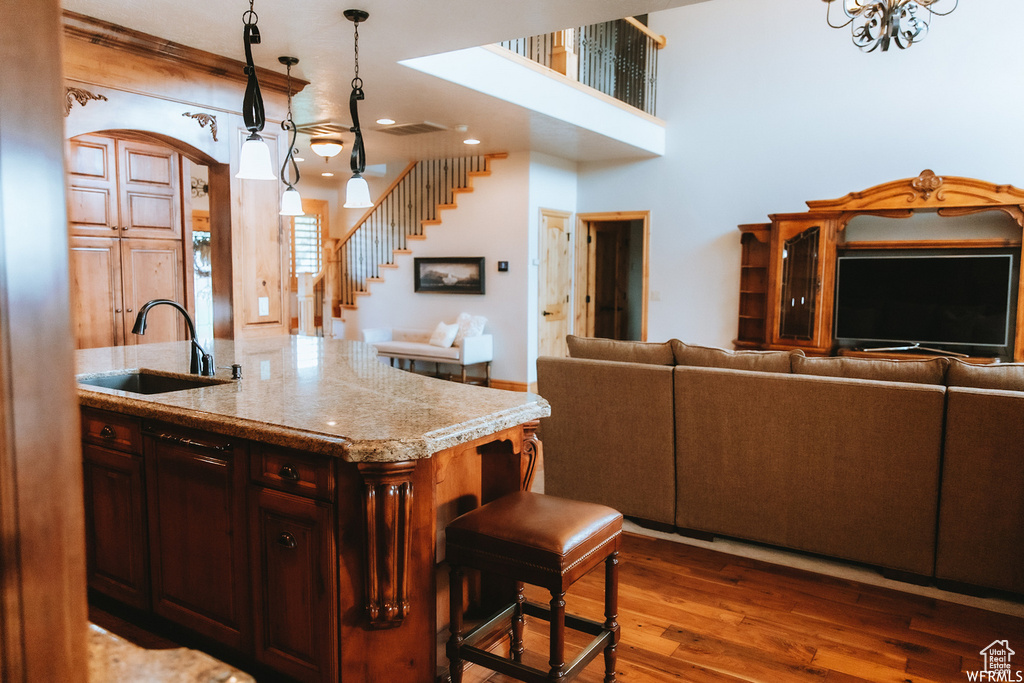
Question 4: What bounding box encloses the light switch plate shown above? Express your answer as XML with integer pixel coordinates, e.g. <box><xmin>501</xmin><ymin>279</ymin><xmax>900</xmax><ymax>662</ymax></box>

<box><xmin>258</xmin><ymin>296</ymin><xmax>269</xmax><ymax>316</ymax></box>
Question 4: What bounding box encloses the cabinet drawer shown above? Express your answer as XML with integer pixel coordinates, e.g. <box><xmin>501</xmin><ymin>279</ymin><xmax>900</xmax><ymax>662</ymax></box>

<box><xmin>81</xmin><ymin>407</ymin><xmax>142</xmax><ymax>454</ymax></box>
<box><xmin>251</xmin><ymin>446</ymin><xmax>334</xmax><ymax>502</ymax></box>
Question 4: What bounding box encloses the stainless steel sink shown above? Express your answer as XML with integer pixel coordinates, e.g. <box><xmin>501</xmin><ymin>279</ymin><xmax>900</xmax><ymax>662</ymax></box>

<box><xmin>77</xmin><ymin>370</ymin><xmax>230</xmax><ymax>395</ymax></box>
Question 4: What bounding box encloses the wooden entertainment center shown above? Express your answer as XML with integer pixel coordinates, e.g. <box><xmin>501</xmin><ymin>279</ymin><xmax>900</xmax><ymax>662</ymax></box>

<box><xmin>736</xmin><ymin>170</ymin><xmax>1024</xmax><ymax>361</ymax></box>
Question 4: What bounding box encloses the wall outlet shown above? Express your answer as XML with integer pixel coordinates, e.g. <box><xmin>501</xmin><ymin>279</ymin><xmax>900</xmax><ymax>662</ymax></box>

<box><xmin>258</xmin><ymin>296</ymin><xmax>269</xmax><ymax>316</ymax></box>
<box><xmin>650</xmin><ymin>290</ymin><xmax>661</xmax><ymax>302</ymax></box>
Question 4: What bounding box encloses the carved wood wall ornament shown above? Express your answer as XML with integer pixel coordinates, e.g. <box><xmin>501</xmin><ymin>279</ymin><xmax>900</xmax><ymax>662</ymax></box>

<box><xmin>182</xmin><ymin>112</ymin><xmax>218</xmax><ymax>142</ymax></box>
<box><xmin>358</xmin><ymin>461</ymin><xmax>415</xmax><ymax>629</ymax></box>
<box><xmin>63</xmin><ymin>86</ymin><xmax>107</xmax><ymax>116</ymax></box>
<box><xmin>521</xmin><ymin>420</ymin><xmax>542</xmax><ymax>491</ymax></box>
<box><xmin>910</xmin><ymin>169</ymin><xmax>944</xmax><ymax>202</ymax></box>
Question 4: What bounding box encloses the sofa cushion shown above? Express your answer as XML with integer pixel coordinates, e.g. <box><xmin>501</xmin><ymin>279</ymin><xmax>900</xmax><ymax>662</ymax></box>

<box><xmin>792</xmin><ymin>355</ymin><xmax>949</xmax><ymax>385</ymax></box>
<box><xmin>453</xmin><ymin>313</ymin><xmax>487</xmax><ymax>348</ymax></box>
<box><xmin>372</xmin><ymin>340</ymin><xmax>461</xmax><ymax>361</ymax></box>
<box><xmin>670</xmin><ymin>340</ymin><xmax>797</xmax><ymax>373</ymax></box>
<box><xmin>429</xmin><ymin>321</ymin><xmax>459</xmax><ymax>348</ymax></box>
<box><xmin>945</xmin><ymin>358</ymin><xmax>1024</xmax><ymax>391</ymax></box>
<box><xmin>566</xmin><ymin>335</ymin><xmax>675</xmax><ymax>365</ymax></box>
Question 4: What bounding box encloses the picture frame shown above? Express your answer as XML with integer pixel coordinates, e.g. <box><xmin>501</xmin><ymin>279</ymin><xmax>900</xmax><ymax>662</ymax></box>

<box><xmin>413</xmin><ymin>257</ymin><xmax>485</xmax><ymax>294</ymax></box>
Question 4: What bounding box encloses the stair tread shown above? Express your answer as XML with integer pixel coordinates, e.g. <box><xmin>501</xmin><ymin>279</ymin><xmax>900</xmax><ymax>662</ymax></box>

<box><xmin>407</xmin><ymin>234</ymin><xmax>428</xmax><ymax>239</ymax></box>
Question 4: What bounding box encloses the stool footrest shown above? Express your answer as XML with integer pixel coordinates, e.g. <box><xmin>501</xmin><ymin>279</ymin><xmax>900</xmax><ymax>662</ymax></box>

<box><xmin>459</xmin><ymin>601</ymin><xmax>614</xmax><ymax>683</ymax></box>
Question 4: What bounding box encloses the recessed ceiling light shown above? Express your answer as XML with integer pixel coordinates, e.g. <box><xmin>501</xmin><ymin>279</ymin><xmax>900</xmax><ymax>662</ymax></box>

<box><xmin>322</xmin><ymin>172</ymin><xmax>335</xmax><ymax>177</ymax></box>
<box><xmin>376</xmin><ymin>118</ymin><xmax>396</xmax><ymax>125</ymax></box>
<box><xmin>463</xmin><ymin>138</ymin><xmax>481</xmax><ymax>145</ymax></box>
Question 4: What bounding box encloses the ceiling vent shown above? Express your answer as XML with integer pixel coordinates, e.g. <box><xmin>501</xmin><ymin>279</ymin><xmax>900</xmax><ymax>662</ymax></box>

<box><xmin>294</xmin><ymin>121</ymin><xmax>348</xmax><ymax>136</ymax></box>
<box><xmin>377</xmin><ymin>121</ymin><xmax>447</xmax><ymax>136</ymax></box>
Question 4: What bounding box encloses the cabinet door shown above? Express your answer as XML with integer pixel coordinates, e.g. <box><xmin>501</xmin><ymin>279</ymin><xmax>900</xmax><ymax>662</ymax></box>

<box><xmin>145</xmin><ymin>427</ymin><xmax>250</xmax><ymax>651</ymax></box>
<box><xmin>83</xmin><ymin>442</ymin><xmax>148</xmax><ymax>609</ymax></box>
<box><xmin>251</xmin><ymin>488</ymin><xmax>337</xmax><ymax>682</ymax></box>
<box><xmin>68</xmin><ymin>235</ymin><xmax>125</xmax><ymax>349</ymax></box>
<box><xmin>768</xmin><ymin>219</ymin><xmax>836</xmax><ymax>350</ymax></box>
<box><xmin>121</xmin><ymin>237</ymin><xmax>187</xmax><ymax>344</ymax></box>
<box><xmin>117</xmin><ymin>140</ymin><xmax>182</xmax><ymax>240</ymax></box>
<box><xmin>67</xmin><ymin>134</ymin><xmax>119</xmax><ymax>238</ymax></box>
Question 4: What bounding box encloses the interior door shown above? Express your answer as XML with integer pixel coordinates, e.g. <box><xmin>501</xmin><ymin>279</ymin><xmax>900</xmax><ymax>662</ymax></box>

<box><xmin>539</xmin><ymin>209</ymin><xmax>573</xmax><ymax>358</ymax></box>
<box><xmin>592</xmin><ymin>221</ymin><xmax>631</xmax><ymax>340</ymax></box>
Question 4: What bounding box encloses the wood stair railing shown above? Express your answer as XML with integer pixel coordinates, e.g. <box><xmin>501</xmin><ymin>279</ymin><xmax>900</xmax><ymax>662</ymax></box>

<box><xmin>330</xmin><ymin>153</ymin><xmax>506</xmax><ymax>314</ymax></box>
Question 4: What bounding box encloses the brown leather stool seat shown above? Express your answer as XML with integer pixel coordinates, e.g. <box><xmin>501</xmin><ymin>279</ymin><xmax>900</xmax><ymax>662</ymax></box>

<box><xmin>446</xmin><ymin>491</ymin><xmax>623</xmax><ymax>683</ymax></box>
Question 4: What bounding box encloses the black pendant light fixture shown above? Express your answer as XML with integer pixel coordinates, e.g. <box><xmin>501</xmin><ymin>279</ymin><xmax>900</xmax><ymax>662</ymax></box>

<box><xmin>343</xmin><ymin>9</ymin><xmax>373</xmax><ymax>208</ymax></box>
<box><xmin>236</xmin><ymin>0</ymin><xmax>276</xmax><ymax>180</ymax></box>
<box><xmin>278</xmin><ymin>56</ymin><xmax>303</xmax><ymax>215</ymax></box>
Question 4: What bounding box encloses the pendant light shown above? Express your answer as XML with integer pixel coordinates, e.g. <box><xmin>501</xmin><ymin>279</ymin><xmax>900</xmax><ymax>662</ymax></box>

<box><xmin>278</xmin><ymin>56</ymin><xmax>303</xmax><ymax>216</ymax></box>
<box><xmin>236</xmin><ymin>0</ymin><xmax>276</xmax><ymax>180</ymax></box>
<box><xmin>343</xmin><ymin>9</ymin><xmax>373</xmax><ymax>209</ymax></box>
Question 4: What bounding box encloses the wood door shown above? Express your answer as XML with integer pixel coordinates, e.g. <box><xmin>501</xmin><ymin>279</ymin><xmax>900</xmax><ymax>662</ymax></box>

<box><xmin>251</xmin><ymin>487</ymin><xmax>337</xmax><ymax>682</ymax></box>
<box><xmin>146</xmin><ymin>427</ymin><xmax>250</xmax><ymax>651</ymax></box>
<box><xmin>67</xmin><ymin>134</ymin><xmax>119</xmax><ymax>238</ymax></box>
<box><xmin>592</xmin><ymin>221</ymin><xmax>631</xmax><ymax>340</ymax></box>
<box><xmin>68</xmin><ymin>235</ymin><xmax>124</xmax><ymax>349</ymax></box>
<box><xmin>117</xmin><ymin>139</ymin><xmax>181</xmax><ymax>240</ymax></box>
<box><xmin>539</xmin><ymin>209</ymin><xmax>573</xmax><ymax>357</ymax></box>
<box><xmin>120</xmin><ymin>237</ymin><xmax>186</xmax><ymax>345</ymax></box>
<box><xmin>82</xmin><ymin>442</ymin><xmax>149</xmax><ymax>609</ymax></box>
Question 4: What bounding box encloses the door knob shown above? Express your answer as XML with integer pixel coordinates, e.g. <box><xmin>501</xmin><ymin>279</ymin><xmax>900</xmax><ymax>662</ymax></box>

<box><xmin>542</xmin><ymin>311</ymin><xmax>553</xmax><ymax>317</ymax></box>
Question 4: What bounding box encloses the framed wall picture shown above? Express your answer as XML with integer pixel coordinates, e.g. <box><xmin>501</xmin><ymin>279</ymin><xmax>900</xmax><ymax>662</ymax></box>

<box><xmin>413</xmin><ymin>257</ymin><xmax>485</xmax><ymax>294</ymax></box>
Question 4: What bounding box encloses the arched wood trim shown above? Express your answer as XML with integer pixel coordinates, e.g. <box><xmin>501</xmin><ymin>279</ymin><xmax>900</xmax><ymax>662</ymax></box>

<box><xmin>807</xmin><ymin>170</ymin><xmax>1024</xmax><ymax>212</ymax></box>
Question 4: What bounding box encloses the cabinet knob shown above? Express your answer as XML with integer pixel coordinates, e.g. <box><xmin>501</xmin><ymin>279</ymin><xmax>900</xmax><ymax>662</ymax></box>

<box><xmin>278</xmin><ymin>464</ymin><xmax>300</xmax><ymax>482</ymax></box>
<box><xmin>121</xmin><ymin>226</ymin><xmax>129</xmax><ymax>231</ymax></box>
<box><xmin>277</xmin><ymin>532</ymin><xmax>297</xmax><ymax>549</ymax></box>
<box><xmin>110</xmin><ymin>225</ymin><xmax>118</xmax><ymax>231</ymax></box>
<box><xmin>100</xmin><ymin>425</ymin><xmax>116</xmax><ymax>439</ymax></box>
<box><xmin>126</xmin><ymin>308</ymin><xmax>133</xmax><ymax>313</ymax></box>
<box><xmin>115</xmin><ymin>308</ymin><xmax>122</xmax><ymax>313</ymax></box>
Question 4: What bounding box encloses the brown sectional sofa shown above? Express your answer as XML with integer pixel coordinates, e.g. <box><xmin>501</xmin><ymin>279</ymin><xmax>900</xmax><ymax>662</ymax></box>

<box><xmin>537</xmin><ymin>337</ymin><xmax>1024</xmax><ymax>594</ymax></box>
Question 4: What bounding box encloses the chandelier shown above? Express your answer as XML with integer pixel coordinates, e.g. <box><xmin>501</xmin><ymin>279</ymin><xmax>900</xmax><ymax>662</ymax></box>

<box><xmin>824</xmin><ymin>0</ymin><xmax>959</xmax><ymax>52</ymax></box>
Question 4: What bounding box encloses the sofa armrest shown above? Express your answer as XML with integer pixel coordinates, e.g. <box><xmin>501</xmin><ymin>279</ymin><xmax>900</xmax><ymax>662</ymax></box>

<box><xmin>361</xmin><ymin>328</ymin><xmax>393</xmax><ymax>344</ymax></box>
<box><xmin>459</xmin><ymin>334</ymin><xmax>493</xmax><ymax>365</ymax></box>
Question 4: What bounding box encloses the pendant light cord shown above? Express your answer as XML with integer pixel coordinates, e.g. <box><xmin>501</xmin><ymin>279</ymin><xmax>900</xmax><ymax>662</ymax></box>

<box><xmin>281</xmin><ymin>60</ymin><xmax>300</xmax><ymax>188</ymax></box>
<box><xmin>349</xmin><ymin>16</ymin><xmax>366</xmax><ymax>176</ymax></box>
<box><xmin>241</xmin><ymin>0</ymin><xmax>265</xmax><ymax>134</ymax></box>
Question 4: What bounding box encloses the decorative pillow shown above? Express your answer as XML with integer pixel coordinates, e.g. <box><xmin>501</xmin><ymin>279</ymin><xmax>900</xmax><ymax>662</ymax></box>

<box><xmin>565</xmin><ymin>335</ymin><xmax>675</xmax><ymax>365</ymax></box>
<box><xmin>791</xmin><ymin>355</ymin><xmax>949</xmax><ymax>385</ymax></box>
<box><xmin>946</xmin><ymin>358</ymin><xmax>1024</xmax><ymax>391</ymax></box>
<box><xmin>453</xmin><ymin>312</ymin><xmax>487</xmax><ymax>348</ymax></box>
<box><xmin>670</xmin><ymin>340</ymin><xmax>798</xmax><ymax>373</ymax></box>
<box><xmin>428</xmin><ymin>321</ymin><xmax>459</xmax><ymax>348</ymax></box>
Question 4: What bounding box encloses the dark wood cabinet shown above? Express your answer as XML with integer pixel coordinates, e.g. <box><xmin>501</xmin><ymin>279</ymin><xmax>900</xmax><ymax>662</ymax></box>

<box><xmin>250</xmin><ymin>487</ymin><xmax>337</xmax><ymax>682</ymax></box>
<box><xmin>144</xmin><ymin>424</ymin><xmax>251</xmax><ymax>651</ymax></box>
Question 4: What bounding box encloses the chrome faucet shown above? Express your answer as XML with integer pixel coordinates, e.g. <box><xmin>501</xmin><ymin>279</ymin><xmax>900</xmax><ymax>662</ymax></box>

<box><xmin>131</xmin><ymin>299</ymin><xmax>215</xmax><ymax>376</ymax></box>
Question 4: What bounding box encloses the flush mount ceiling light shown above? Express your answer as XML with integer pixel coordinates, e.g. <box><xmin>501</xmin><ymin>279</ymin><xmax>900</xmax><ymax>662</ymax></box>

<box><xmin>376</xmin><ymin>118</ymin><xmax>396</xmax><ymax>125</ymax></box>
<box><xmin>310</xmin><ymin>135</ymin><xmax>344</xmax><ymax>158</ymax></box>
<box><xmin>463</xmin><ymin>138</ymin><xmax>481</xmax><ymax>145</ymax></box>
<box><xmin>343</xmin><ymin>9</ymin><xmax>373</xmax><ymax>209</ymax></box>
<box><xmin>236</xmin><ymin>0</ymin><xmax>276</xmax><ymax>180</ymax></box>
<box><xmin>824</xmin><ymin>0</ymin><xmax>958</xmax><ymax>52</ymax></box>
<box><xmin>279</xmin><ymin>56</ymin><xmax>304</xmax><ymax>216</ymax></box>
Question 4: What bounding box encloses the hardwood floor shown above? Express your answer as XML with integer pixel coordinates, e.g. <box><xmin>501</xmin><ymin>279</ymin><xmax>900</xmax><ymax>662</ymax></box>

<box><xmin>92</xmin><ymin>531</ymin><xmax>1024</xmax><ymax>682</ymax></box>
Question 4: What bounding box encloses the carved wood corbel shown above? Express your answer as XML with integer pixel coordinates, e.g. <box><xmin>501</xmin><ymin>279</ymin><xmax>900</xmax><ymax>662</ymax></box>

<box><xmin>63</xmin><ymin>86</ymin><xmax>107</xmax><ymax>116</ymax></box>
<box><xmin>182</xmin><ymin>112</ymin><xmax>218</xmax><ymax>142</ymax></box>
<box><xmin>521</xmin><ymin>420</ymin><xmax>542</xmax><ymax>492</ymax></box>
<box><xmin>358</xmin><ymin>461</ymin><xmax>415</xmax><ymax>629</ymax></box>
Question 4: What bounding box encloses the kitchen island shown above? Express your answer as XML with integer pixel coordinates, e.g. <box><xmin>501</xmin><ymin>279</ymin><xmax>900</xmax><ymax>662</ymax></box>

<box><xmin>76</xmin><ymin>336</ymin><xmax>550</xmax><ymax>682</ymax></box>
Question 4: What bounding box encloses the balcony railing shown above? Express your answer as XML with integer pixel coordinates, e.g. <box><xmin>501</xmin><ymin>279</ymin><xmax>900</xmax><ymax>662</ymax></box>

<box><xmin>499</xmin><ymin>17</ymin><xmax>662</xmax><ymax>116</ymax></box>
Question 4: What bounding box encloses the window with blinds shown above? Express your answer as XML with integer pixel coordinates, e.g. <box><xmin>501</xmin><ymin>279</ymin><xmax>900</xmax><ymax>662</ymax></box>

<box><xmin>290</xmin><ymin>204</ymin><xmax>325</xmax><ymax>290</ymax></box>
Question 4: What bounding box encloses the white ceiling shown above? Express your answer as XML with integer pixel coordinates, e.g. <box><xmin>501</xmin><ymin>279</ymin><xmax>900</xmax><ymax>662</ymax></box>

<box><xmin>62</xmin><ymin>0</ymin><xmax>709</xmax><ymax>171</ymax></box>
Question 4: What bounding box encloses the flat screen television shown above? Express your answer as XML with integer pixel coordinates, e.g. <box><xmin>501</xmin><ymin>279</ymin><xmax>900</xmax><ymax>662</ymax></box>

<box><xmin>833</xmin><ymin>251</ymin><xmax>1017</xmax><ymax>356</ymax></box>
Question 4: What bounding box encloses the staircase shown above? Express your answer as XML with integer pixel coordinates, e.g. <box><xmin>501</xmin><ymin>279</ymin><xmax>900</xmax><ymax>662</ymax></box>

<box><xmin>328</xmin><ymin>153</ymin><xmax>506</xmax><ymax>315</ymax></box>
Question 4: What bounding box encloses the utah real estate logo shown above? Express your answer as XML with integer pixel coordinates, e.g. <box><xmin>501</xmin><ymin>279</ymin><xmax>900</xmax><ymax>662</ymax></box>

<box><xmin>967</xmin><ymin>640</ymin><xmax>1021</xmax><ymax>681</ymax></box>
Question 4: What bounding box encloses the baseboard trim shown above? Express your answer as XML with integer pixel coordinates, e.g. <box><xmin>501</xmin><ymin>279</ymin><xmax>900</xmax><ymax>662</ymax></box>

<box><xmin>489</xmin><ymin>380</ymin><xmax>537</xmax><ymax>393</ymax></box>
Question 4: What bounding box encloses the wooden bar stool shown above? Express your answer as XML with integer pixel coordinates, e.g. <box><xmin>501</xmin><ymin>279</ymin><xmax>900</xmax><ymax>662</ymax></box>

<box><xmin>446</xmin><ymin>491</ymin><xmax>623</xmax><ymax>683</ymax></box>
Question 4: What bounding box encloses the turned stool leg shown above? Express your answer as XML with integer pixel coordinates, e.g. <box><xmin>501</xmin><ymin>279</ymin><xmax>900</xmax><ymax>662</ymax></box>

<box><xmin>603</xmin><ymin>551</ymin><xmax>620</xmax><ymax>683</ymax></box>
<box><xmin>548</xmin><ymin>590</ymin><xmax>566</xmax><ymax>680</ymax></box>
<box><xmin>511</xmin><ymin>582</ymin><xmax>526</xmax><ymax>662</ymax></box>
<box><xmin>447</xmin><ymin>565</ymin><xmax>465</xmax><ymax>683</ymax></box>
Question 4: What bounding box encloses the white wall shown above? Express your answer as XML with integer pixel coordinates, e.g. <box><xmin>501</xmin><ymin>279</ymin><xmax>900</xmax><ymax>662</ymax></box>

<box><xmin>339</xmin><ymin>153</ymin><xmax>532</xmax><ymax>382</ymax></box>
<box><xmin>578</xmin><ymin>0</ymin><xmax>1024</xmax><ymax>347</ymax></box>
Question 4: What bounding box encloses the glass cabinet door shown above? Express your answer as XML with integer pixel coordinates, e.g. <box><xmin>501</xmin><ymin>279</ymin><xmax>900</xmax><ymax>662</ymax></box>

<box><xmin>778</xmin><ymin>225</ymin><xmax>820</xmax><ymax>341</ymax></box>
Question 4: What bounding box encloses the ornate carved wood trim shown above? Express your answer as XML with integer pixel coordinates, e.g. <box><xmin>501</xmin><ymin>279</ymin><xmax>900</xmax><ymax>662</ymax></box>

<box><xmin>358</xmin><ymin>461</ymin><xmax>415</xmax><ymax>629</ymax></box>
<box><xmin>521</xmin><ymin>420</ymin><xmax>541</xmax><ymax>492</ymax></box>
<box><xmin>806</xmin><ymin>170</ymin><xmax>1024</xmax><ymax>212</ymax></box>
<box><xmin>63</xmin><ymin>86</ymin><xmax>107</xmax><ymax>116</ymax></box>
<box><xmin>62</xmin><ymin>11</ymin><xmax>308</xmax><ymax>97</ymax></box>
<box><xmin>183</xmin><ymin>112</ymin><xmax>218</xmax><ymax>142</ymax></box>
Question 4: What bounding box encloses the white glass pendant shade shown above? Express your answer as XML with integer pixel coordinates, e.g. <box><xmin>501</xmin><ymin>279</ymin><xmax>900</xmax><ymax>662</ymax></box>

<box><xmin>344</xmin><ymin>174</ymin><xmax>373</xmax><ymax>208</ymax></box>
<box><xmin>279</xmin><ymin>187</ymin><xmax>304</xmax><ymax>216</ymax></box>
<box><xmin>236</xmin><ymin>134</ymin><xmax>277</xmax><ymax>180</ymax></box>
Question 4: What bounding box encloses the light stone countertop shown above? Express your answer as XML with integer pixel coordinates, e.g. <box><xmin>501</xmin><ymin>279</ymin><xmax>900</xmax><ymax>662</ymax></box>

<box><xmin>88</xmin><ymin>623</ymin><xmax>255</xmax><ymax>682</ymax></box>
<box><xmin>76</xmin><ymin>336</ymin><xmax>550</xmax><ymax>462</ymax></box>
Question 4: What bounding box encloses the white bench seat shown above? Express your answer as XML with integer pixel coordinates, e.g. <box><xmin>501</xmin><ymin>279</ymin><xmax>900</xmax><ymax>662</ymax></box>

<box><xmin>362</xmin><ymin>327</ymin><xmax>493</xmax><ymax>385</ymax></box>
